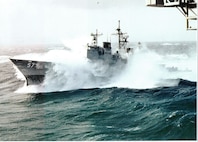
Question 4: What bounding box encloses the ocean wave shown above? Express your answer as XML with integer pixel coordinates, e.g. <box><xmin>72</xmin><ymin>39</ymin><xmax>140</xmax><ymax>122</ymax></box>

<box><xmin>23</xmin><ymin>78</ymin><xmax>196</xmax><ymax>140</ymax></box>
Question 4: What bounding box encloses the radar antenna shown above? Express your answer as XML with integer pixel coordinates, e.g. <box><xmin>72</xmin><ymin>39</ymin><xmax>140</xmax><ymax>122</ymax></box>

<box><xmin>112</xmin><ymin>20</ymin><xmax>129</xmax><ymax>49</ymax></box>
<box><xmin>90</xmin><ymin>29</ymin><xmax>103</xmax><ymax>46</ymax></box>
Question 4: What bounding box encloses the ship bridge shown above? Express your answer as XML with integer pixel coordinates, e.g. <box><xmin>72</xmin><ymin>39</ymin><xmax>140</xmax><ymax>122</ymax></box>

<box><xmin>146</xmin><ymin>0</ymin><xmax>197</xmax><ymax>30</ymax></box>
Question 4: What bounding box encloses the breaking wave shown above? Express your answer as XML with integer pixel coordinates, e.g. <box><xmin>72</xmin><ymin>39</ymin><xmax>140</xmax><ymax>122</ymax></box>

<box><xmin>14</xmin><ymin>42</ymin><xmax>196</xmax><ymax>93</ymax></box>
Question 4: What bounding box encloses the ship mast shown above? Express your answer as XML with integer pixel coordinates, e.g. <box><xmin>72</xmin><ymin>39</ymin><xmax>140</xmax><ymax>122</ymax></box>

<box><xmin>116</xmin><ymin>20</ymin><xmax>121</xmax><ymax>49</ymax></box>
<box><xmin>113</xmin><ymin>20</ymin><xmax>129</xmax><ymax>49</ymax></box>
<box><xmin>91</xmin><ymin>29</ymin><xmax>103</xmax><ymax>46</ymax></box>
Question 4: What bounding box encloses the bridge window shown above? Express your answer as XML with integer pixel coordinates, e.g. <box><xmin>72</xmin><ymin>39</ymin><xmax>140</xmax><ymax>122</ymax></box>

<box><xmin>164</xmin><ymin>0</ymin><xmax>180</xmax><ymax>6</ymax></box>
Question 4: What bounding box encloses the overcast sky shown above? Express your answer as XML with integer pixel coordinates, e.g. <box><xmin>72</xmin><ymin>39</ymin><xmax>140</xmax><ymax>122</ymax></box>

<box><xmin>0</xmin><ymin>0</ymin><xmax>197</xmax><ymax>46</ymax></box>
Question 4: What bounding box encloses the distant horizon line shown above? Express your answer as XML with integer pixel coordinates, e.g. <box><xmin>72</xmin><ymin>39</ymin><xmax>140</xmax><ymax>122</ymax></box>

<box><xmin>0</xmin><ymin>40</ymin><xmax>196</xmax><ymax>47</ymax></box>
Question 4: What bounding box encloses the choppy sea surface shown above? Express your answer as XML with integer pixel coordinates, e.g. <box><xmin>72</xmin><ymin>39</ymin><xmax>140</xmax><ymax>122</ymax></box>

<box><xmin>0</xmin><ymin>42</ymin><xmax>196</xmax><ymax>140</ymax></box>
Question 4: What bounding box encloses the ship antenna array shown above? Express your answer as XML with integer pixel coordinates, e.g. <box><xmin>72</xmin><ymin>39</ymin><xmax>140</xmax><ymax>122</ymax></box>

<box><xmin>113</xmin><ymin>20</ymin><xmax>129</xmax><ymax>49</ymax></box>
<box><xmin>91</xmin><ymin>29</ymin><xmax>103</xmax><ymax>46</ymax></box>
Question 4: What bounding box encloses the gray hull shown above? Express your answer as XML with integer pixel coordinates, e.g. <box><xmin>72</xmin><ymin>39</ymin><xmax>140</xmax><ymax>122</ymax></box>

<box><xmin>10</xmin><ymin>58</ymin><xmax>52</xmax><ymax>85</ymax></box>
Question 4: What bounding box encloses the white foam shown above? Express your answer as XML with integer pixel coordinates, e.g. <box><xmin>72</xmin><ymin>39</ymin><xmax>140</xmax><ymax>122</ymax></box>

<box><xmin>14</xmin><ymin>43</ymin><xmax>196</xmax><ymax>93</ymax></box>
<box><xmin>0</xmin><ymin>55</ymin><xmax>10</xmax><ymax>63</ymax></box>
<box><xmin>106</xmin><ymin>48</ymin><xmax>170</xmax><ymax>89</ymax></box>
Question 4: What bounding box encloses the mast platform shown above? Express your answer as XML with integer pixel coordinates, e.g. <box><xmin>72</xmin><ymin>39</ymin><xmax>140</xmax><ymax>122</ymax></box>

<box><xmin>146</xmin><ymin>0</ymin><xmax>197</xmax><ymax>30</ymax></box>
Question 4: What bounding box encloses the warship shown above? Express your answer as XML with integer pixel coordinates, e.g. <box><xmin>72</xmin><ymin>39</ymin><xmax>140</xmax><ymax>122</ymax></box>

<box><xmin>10</xmin><ymin>21</ymin><xmax>132</xmax><ymax>85</ymax></box>
<box><xmin>87</xmin><ymin>20</ymin><xmax>131</xmax><ymax>64</ymax></box>
<box><xmin>10</xmin><ymin>58</ymin><xmax>52</xmax><ymax>85</ymax></box>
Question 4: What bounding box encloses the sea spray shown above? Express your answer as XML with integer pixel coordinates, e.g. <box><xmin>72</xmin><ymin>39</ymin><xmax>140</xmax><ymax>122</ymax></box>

<box><xmin>107</xmin><ymin>47</ymin><xmax>173</xmax><ymax>89</ymax></box>
<box><xmin>14</xmin><ymin>42</ymin><xmax>196</xmax><ymax>93</ymax></box>
<box><xmin>0</xmin><ymin>55</ymin><xmax>10</xmax><ymax>64</ymax></box>
<box><xmin>43</xmin><ymin>57</ymin><xmax>95</xmax><ymax>91</ymax></box>
<box><xmin>160</xmin><ymin>53</ymin><xmax>197</xmax><ymax>81</ymax></box>
<box><xmin>14</xmin><ymin>48</ymin><xmax>115</xmax><ymax>93</ymax></box>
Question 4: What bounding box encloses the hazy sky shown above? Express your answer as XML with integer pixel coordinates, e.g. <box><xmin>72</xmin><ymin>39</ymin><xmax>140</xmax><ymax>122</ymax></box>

<box><xmin>0</xmin><ymin>0</ymin><xmax>197</xmax><ymax>45</ymax></box>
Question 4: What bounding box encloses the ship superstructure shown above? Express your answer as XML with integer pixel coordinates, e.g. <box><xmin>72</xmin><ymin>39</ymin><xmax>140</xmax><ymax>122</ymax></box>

<box><xmin>87</xmin><ymin>20</ymin><xmax>132</xmax><ymax>64</ymax></box>
<box><xmin>10</xmin><ymin>21</ymin><xmax>132</xmax><ymax>86</ymax></box>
